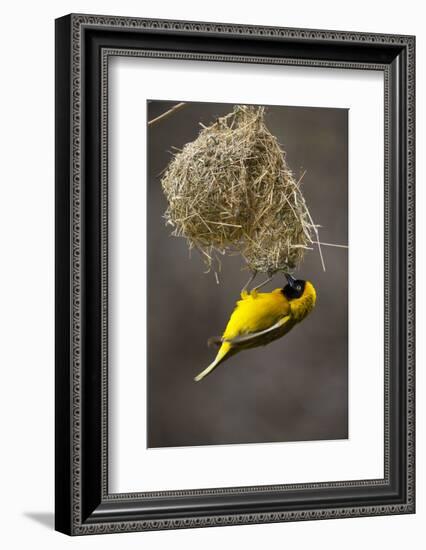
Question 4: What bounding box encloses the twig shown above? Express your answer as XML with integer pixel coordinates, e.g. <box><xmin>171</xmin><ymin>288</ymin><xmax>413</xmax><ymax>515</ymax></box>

<box><xmin>315</xmin><ymin>241</ymin><xmax>349</xmax><ymax>249</ymax></box>
<box><xmin>148</xmin><ymin>102</ymin><xmax>186</xmax><ymax>127</ymax></box>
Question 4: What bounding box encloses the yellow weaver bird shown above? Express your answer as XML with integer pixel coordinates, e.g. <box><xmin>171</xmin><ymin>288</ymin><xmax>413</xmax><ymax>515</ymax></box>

<box><xmin>194</xmin><ymin>274</ymin><xmax>316</xmax><ymax>382</ymax></box>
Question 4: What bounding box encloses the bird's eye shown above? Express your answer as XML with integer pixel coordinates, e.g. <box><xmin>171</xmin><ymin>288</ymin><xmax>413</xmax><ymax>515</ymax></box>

<box><xmin>296</xmin><ymin>285</ymin><xmax>301</xmax><ymax>291</ymax></box>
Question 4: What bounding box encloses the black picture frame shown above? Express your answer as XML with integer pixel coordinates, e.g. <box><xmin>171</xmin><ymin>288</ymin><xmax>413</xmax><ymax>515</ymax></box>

<box><xmin>55</xmin><ymin>14</ymin><xmax>415</xmax><ymax>535</ymax></box>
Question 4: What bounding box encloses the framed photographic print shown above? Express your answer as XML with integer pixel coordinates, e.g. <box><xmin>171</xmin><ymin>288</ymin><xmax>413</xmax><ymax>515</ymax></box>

<box><xmin>55</xmin><ymin>14</ymin><xmax>415</xmax><ymax>535</ymax></box>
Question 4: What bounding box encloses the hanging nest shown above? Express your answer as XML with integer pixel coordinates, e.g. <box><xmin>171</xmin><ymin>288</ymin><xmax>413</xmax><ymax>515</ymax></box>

<box><xmin>161</xmin><ymin>105</ymin><xmax>320</xmax><ymax>274</ymax></box>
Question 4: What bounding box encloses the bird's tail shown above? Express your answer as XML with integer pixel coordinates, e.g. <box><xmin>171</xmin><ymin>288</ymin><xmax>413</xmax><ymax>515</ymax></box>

<box><xmin>194</xmin><ymin>343</ymin><xmax>231</xmax><ymax>383</ymax></box>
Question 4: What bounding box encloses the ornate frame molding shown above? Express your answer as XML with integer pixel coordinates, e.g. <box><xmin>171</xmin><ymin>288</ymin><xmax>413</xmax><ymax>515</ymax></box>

<box><xmin>55</xmin><ymin>14</ymin><xmax>415</xmax><ymax>535</ymax></box>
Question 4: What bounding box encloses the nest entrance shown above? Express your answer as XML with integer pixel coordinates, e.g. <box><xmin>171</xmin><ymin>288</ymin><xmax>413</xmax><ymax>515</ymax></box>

<box><xmin>161</xmin><ymin>105</ymin><xmax>320</xmax><ymax>275</ymax></box>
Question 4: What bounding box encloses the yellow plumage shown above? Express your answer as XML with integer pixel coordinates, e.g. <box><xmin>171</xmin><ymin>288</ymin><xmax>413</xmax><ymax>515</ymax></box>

<box><xmin>194</xmin><ymin>279</ymin><xmax>316</xmax><ymax>382</ymax></box>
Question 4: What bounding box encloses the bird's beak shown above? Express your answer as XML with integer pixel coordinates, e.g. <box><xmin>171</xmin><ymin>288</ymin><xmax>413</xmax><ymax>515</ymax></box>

<box><xmin>285</xmin><ymin>273</ymin><xmax>297</xmax><ymax>288</ymax></box>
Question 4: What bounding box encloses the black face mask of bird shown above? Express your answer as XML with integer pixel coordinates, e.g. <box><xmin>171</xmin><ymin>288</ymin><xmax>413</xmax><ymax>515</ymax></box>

<box><xmin>283</xmin><ymin>273</ymin><xmax>306</xmax><ymax>300</ymax></box>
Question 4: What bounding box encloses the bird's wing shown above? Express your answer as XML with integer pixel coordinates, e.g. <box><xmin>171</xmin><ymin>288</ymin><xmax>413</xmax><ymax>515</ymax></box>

<box><xmin>223</xmin><ymin>314</ymin><xmax>291</xmax><ymax>346</ymax></box>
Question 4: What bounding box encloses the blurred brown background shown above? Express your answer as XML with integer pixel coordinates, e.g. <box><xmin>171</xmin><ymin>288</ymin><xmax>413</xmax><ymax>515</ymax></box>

<box><xmin>147</xmin><ymin>100</ymin><xmax>348</xmax><ymax>448</ymax></box>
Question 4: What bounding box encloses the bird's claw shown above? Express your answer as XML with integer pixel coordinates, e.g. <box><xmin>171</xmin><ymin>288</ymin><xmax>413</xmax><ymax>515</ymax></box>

<box><xmin>207</xmin><ymin>336</ymin><xmax>222</xmax><ymax>348</ymax></box>
<box><xmin>241</xmin><ymin>288</ymin><xmax>259</xmax><ymax>299</ymax></box>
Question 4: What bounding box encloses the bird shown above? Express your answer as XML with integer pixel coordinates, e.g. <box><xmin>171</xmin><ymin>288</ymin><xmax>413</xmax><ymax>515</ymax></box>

<box><xmin>194</xmin><ymin>274</ymin><xmax>316</xmax><ymax>382</ymax></box>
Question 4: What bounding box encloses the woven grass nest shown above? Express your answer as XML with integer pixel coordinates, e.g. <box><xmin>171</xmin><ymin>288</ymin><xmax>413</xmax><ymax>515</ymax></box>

<box><xmin>161</xmin><ymin>105</ymin><xmax>320</xmax><ymax>275</ymax></box>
